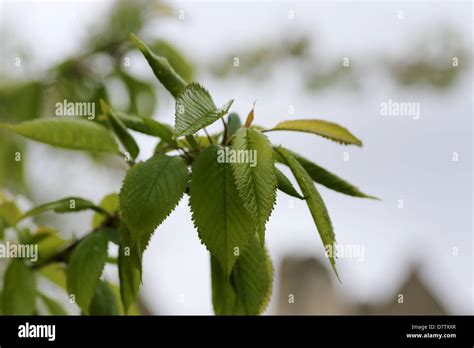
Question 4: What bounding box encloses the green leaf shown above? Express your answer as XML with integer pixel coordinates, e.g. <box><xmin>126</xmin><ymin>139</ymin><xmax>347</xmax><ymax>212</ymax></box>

<box><xmin>130</xmin><ymin>34</ymin><xmax>186</xmax><ymax>98</ymax></box>
<box><xmin>113</xmin><ymin>112</ymin><xmax>178</xmax><ymax>148</ymax></box>
<box><xmin>35</xmin><ymin>228</ymin><xmax>68</xmax><ymax>262</ymax></box>
<box><xmin>276</xmin><ymin>149</ymin><xmax>377</xmax><ymax>199</ymax></box>
<box><xmin>2</xmin><ymin>260</ymin><xmax>36</xmax><ymax>315</ymax></box>
<box><xmin>274</xmin><ymin>147</ymin><xmax>339</xmax><ymax>279</ymax></box>
<box><xmin>174</xmin><ymin>83</ymin><xmax>233</xmax><ymax>137</ymax></box>
<box><xmin>150</xmin><ymin>39</ymin><xmax>194</xmax><ymax>82</ymax></box>
<box><xmin>211</xmin><ymin>255</ymin><xmax>237</xmax><ymax>315</ymax></box>
<box><xmin>119</xmin><ymin>155</ymin><xmax>189</xmax><ymax>242</ymax></box>
<box><xmin>102</xmin><ymin>101</ymin><xmax>139</xmax><ymax>160</ymax></box>
<box><xmin>189</xmin><ymin>145</ymin><xmax>255</xmax><ymax>276</ymax></box>
<box><xmin>19</xmin><ymin>197</ymin><xmax>109</xmax><ymax>222</ymax></box>
<box><xmin>266</xmin><ymin>119</ymin><xmax>362</xmax><ymax>146</ymax></box>
<box><xmin>40</xmin><ymin>263</ymin><xmax>67</xmax><ymax>290</ymax></box>
<box><xmin>0</xmin><ymin>118</ymin><xmax>119</xmax><ymax>153</ymax></box>
<box><xmin>92</xmin><ymin>193</ymin><xmax>119</xmax><ymax>228</ymax></box>
<box><xmin>231</xmin><ymin>128</ymin><xmax>277</xmax><ymax>243</ymax></box>
<box><xmin>0</xmin><ymin>201</ymin><xmax>22</xmax><ymax>226</ymax></box>
<box><xmin>211</xmin><ymin>235</ymin><xmax>273</xmax><ymax>315</ymax></box>
<box><xmin>120</xmin><ymin>71</ymin><xmax>156</xmax><ymax>117</ymax></box>
<box><xmin>232</xmin><ymin>236</ymin><xmax>273</xmax><ymax>314</ymax></box>
<box><xmin>275</xmin><ymin>167</ymin><xmax>304</xmax><ymax>199</ymax></box>
<box><xmin>227</xmin><ymin>113</ymin><xmax>242</xmax><ymax>137</ymax></box>
<box><xmin>118</xmin><ymin>222</ymin><xmax>141</xmax><ymax>314</ymax></box>
<box><xmin>0</xmin><ymin>81</ymin><xmax>42</xmax><ymax>122</ymax></box>
<box><xmin>89</xmin><ymin>280</ymin><xmax>120</xmax><ymax>315</ymax></box>
<box><xmin>142</xmin><ymin>117</ymin><xmax>178</xmax><ymax>148</ymax></box>
<box><xmin>39</xmin><ymin>293</ymin><xmax>67</xmax><ymax>315</ymax></box>
<box><xmin>67</xmin><ymin>231</ymin><xmax>109</xmax><ymax>313</ymax></box>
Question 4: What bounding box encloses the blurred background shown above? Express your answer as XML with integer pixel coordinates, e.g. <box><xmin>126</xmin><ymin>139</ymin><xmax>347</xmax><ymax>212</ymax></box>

<box><xmin>0</xmin><ymin>0</ymin><xmax>472</xmax><ymax>315</ymax></box>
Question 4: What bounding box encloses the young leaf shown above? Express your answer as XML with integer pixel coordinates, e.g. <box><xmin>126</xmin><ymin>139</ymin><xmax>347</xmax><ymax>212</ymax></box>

<box><xmin>274</xmin><ymin>147</ymin><xmax>339</xmax><ymax>279</ymax></box>
<box><xmin>40</xmin><ymin>263</ymin><xmax>67</xmax><ymax>290</ymax></box>
<box><xmin>39</xmin><ymin>293</ymin><xmax>67</xmax><ymax>315</ymax></box>
<box><xmin>118</xmin><ymin>222</ymin><xmax>141</xmax><ymax>314</ymax></box>
<box><xmin>0</xmin><ymin>118</ymin><xmax>119</xmax><ymax>153</ymax></box>
<box><xmin>114</xmin><ymin>112</ymin><xmax>178</xmax><ymax>148</ymax></box>
<box><xmin>2</xmin><ymin>260</ymin><xmax>36</xmax><ymax>315</ymax></box>
<box><xmin>92</xmin><ymin>193</ymin><xmax>119</xmax><ymax>228</ymax></box>
<box><xmin>231</xmin><ymin>128</ymin><xmax>277</xmax><ymax>243</ymax></box>
<box><xmin>0</xmin><ymin>201</ymin><xmax>22</xmax><ymax>226</ymax></box>
<box><xmin>130</xmin><ymin>34</ymin><xmax>186</xmax><ymax>98</ymax></box>
<box><xmin>174</xmin><ymin>83</ymin><xmax>233</xmax><ymax>137</ymax></box>
<box><xmin>119</xmin><ymin>155</ymin><xmax>189</xmax><ymax>242</ymax></box>
<box><xmin>275</xmin><ymin>148</ymin><xmax>377</xmax><ymax>199</ymax></box>
<box><xmin>142</xmin><ymin>117</ymin><xmax>178</xmax><ymax>148</ymax></box>
<box><xmin>227</xmin><ymin>113</ymin><xmax>242</xmax><ymax>137</ymax></box>
<box><xmin>275</xmin><ymin>167</ymin><xmax>304</xmax><ymax>199</ymax></box>
<box><xmin>211</xmin><ymin>235</ymin><xmax>273</xmax><ymax>315</ymax></box>
<box><xmin>190</xmin><ymin>145</ymin><xmax>255</xmax><ymax>276</ymax></box>
<box><xmin>67</xmin><ymin>231</ymin><xmax>109</xmax><ymax>313</ymax></box>
<box><xmin>150</xmin><ymin>39</ymin><xmax>194</xmax><ymax>82</ymax></box>
<box><xmin>102</xmin><ymin>101</ymin><xmax>139</xmax><ymax>160</ymax></box>
<box><xmin>89</xmin><ymin>280</ymin><xmax>120</xmax><ymax>316</ymax></box>
<box><xmin>19</xmin><ymin>197</ymin><xmax>109</xmax><ymax>222</ymax></box>
<box><xmin>266</xmin><ymin>119</ymin><xmax>362</xmax><ymax>146</ymax></box>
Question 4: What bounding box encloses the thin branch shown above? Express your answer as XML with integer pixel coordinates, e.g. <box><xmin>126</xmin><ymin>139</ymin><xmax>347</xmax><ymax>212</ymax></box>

<box><xmin>203</xmin><ymin>128</ymin><xmax>214</xmax><ymax>144</ymax></box>
<box><xmin>221</xmin><ymin>118</ymin><xmax>228</xmax><ymax>145</ymax></box>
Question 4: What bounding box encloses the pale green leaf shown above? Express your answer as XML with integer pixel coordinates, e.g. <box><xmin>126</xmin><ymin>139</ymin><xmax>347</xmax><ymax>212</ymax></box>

<box><xmin>19</xmin><ymin>197</ymin><xmax>109</xmax><ymax>222</ymax></box>
<box><xmin>0</xmin><ymin>201</ymin><xmax>22</xmax><ymax>226</ymax></box>
<box><xmin>66</xmin><ymin>231</ymin><xmax>109</xmax><ymax>313</ymax></box>
<box><xmin>231</xmin><ymin>128</ymin><xmax>277</xmax><ymax>243</ymax></box>
<box><xmin>190</xmin><ymin>145</ymin><xmax>255</xmax><ymax>276</ymax></box>
<box><xmin>266</xmin><ymin>119</ymin><xmax>362</xmax><ymax>146</ymax></box>
<box><xmin>40</xmin><ymin>263</ymin><xmax>67</xmax><ymax>290</ymax></box>
<box><xmin>119</xmin><ymin>155</ymin><xmax>189</xmax><ymax>242</ymax></box>
<box><xmin>120</xmin><ymin>71</ymin><xmax>156</xmax><ymax>117</ymax></box>
<box><xmin>275</xmin><ymin>167</ymin><xmax>304</xmax><ymax>199</ymax></box>
<box><xmin>274</xmin><ymin>147</ymin><xmax>339</xmax><ymax>279</ymax></box>
<box><xmin>92</xmin><ymin>193</ymin><xmax>119</xmax><ymax>228</ymax></box>
<box><xmin>131</xmin><ymin>34</ymin><xmax>186</xmax><ymax>98</ymax></box>
<box><xmin>39</xmin><ymin>293</ymin><xmax>67</xmax><ymax>315</ymax></box>
<box><xmin>2</xmin><ymin>260</ymin><xmax>36</xmax><ymax>315</ymax></box>
<box><xmin>0</xmin><ymin>118</ymin><xmax>119</xmax><ymax>152</ymax></box>
<box><xmin>174</xmin><ymin>83</ymin><xmax>233</xmax><ymax>137</ymax></box>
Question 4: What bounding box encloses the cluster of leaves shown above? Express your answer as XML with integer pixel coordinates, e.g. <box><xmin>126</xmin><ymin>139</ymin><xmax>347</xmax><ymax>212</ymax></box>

<box><xmin>0</xmin><ymin>34</ymin><xmax>376</xmax><ymax>315</ymax></box>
